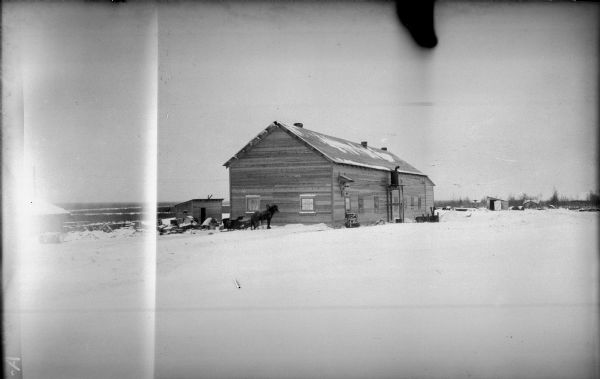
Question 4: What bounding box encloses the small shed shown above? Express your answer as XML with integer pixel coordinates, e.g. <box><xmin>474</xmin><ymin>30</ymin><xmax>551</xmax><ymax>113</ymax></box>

<box><xmin>486</xmin><ymin>196</ymin><xmax>508</xmax><ymax>211</ymax></box>
<box><xmin>172</xmin><ymin>198</ymin><xmax>223</xmax><ymax>223</ymax></box>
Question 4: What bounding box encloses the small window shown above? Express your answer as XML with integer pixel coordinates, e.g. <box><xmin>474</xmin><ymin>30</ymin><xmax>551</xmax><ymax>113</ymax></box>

<box><xmin>300</xmin><ymin>194</ymin><xmax>315</xmax><ymax>213</ymax></box>
<box><xmin>246</xmin><ymin>195</ymin><xmax>260</xmax><ymax>212</ymax></box>
<box><xmin>418</xmin><ymin>196</ymin><xmax>422</xmax><ymax>209</ymax></box>
<box><xmin>374</xmin><ymin>196</ymin><xmax>379</xmax><ymax>211</ymax></box>
<box><xmin>411</xmin><ymin>196</ymin><xmax>414</xmax><ymax>207</ymax></box>
<box><xmin>358</xmin><ymin>196</ymin><xmax>364</xmax><ymax>213</ymax></box>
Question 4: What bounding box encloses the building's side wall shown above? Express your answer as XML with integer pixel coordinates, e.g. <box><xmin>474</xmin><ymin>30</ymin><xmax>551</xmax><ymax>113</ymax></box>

<box><xmin>228</xmin><ymin>129</ymin><xmax>333</xmax><ymax>225</ymax></box>
<box><xmin>332</xmin><ymin>165</ymin><xmax>390</xmax><ymax>225</ymax></box>
<box><xmin>330</xmin><ymin>166</ymin><xmax>435</xmax><ymax>225</ymax></box>
<box><xmin>173</xmin><ymin>201</ymin><xmax>192</xmax><ymax>221</ymax></box>
<box><xmin>400</xmin><ymin>174</ymin><xmax>435</xmax><ymax>222</ymax></box>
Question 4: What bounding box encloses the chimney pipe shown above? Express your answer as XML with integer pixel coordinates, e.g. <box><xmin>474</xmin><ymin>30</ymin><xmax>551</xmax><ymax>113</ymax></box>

<box><xmin>381</xmin><ymin>147</ymin><xmax>387</xmax><ymax>151</ymax></box>
<box><xmin>361</xmin><ymin>141</ymin><xmax>368</xmax><ymax>148</ymax></box>
<box><xmin>293</xmin><ymin>122</ymin><xmax>303</xmax><ymax>128</ymax></box>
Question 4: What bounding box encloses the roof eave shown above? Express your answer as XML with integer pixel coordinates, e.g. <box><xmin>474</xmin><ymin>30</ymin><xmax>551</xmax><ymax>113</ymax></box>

<box><xmin>224</xmin><ymin>122</ymin><xmax>434</xmax><ymax>186</ymax></box>
<box><xmin>275</xmin><ymin>122</ymin><xmax>338</xmax><ymax>165</ymax></box>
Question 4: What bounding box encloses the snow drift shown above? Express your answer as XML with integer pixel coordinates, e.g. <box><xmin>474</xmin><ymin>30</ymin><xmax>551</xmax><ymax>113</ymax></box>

<box><xmin>8</xmin><ymin>210</ymin><xmax>598</xmax><ymax>379</ymax></box>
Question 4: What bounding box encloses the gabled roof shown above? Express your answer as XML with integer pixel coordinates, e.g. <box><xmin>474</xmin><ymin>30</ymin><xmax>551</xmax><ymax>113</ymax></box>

<box><xmin>224</xmin><ymin>121</ymin><xmax>430</xmax><ymax>178</ymax></box>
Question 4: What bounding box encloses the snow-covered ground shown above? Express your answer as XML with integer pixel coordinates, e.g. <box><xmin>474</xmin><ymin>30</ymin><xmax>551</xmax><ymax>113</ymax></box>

<box><xmin>7</xmin><ymin>209</ymin><xmax>598</xmax><ymax>378</ymax></box>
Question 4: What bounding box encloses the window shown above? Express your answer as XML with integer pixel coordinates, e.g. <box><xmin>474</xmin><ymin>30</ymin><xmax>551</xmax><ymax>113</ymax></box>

<box><xmin>246</xmin><ymin>195</ymin><xmax>260</xmax><ymax>213</ymax></box>
<box><xmin>418</xmin><ymin>196</ymin><xmax>422</xmax><ymax>209</ymax></box>
<box><xmin>411</xmin><ymin>196</ymin><xmax>414</xmax><ymax>207</ymax></box>
<box><xmin>300</xmin><ymin>194</ymin><xmax>315</xmax><ymax>213</ymax></box>
<box><xmin>374</xmin><ymin>196</ymin><xmax>379</xmax><ymax>211</ymax></box>
<box><xmin>358</xmin><ymin>196</ymin><xmax>364</xmax><ymax>213</ymax></box>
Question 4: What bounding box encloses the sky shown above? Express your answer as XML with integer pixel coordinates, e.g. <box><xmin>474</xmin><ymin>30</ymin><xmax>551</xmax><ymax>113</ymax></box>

<box><xmin>3</xmin><ymin>1</ymin><xmax>598</xmax><ymax>204</ymax></box>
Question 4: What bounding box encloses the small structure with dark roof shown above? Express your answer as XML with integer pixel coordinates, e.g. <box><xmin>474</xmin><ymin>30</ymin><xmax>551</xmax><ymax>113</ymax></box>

<box><xmin>172</xmin><ymin>198</ymin><xmax>224</xmax><ymax>223</ymax></box>
<box><xmin>486</xmin><ymin>196</ymin><xmax>508</xmax><ymax>211</ymax></box>
<box><xmin>224</xmin><ymin>121</ymin><xmax>435</xmax><ymax>225</ymax></box>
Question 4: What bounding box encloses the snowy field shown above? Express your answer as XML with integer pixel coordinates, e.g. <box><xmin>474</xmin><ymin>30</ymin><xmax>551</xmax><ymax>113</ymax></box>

<box><xmin>8</xmin><ymin>209</ymin><xmax>599</xmax><ymax>378</ymax></box>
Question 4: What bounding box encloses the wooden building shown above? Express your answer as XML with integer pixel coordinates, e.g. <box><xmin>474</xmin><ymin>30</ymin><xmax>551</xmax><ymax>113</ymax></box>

<box><xmin>486</xmin><ymin>196</ymin><xmax>509</xmax><ymax>211</ymax></box>
<box><xmin>172</xmin><ymin>198</ymin><xmax>224</xmax><ymax>223</ymax></box>
<box><xmin>224</xmin><ymin>121</ymin><xmax>435</xmax><ymax>226</ymax></box>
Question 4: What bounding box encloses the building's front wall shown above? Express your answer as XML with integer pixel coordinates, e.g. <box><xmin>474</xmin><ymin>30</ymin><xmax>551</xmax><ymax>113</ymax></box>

<box><xmin>228</xmin><ymin>129</ymin><xmax>333</xmax><ymax>225</ymax></box>
<box><xmin>174</xmin><ymin>200</ymin><xmax>223</xmax><ymax>222</ymax></box>
<box><xmin>486</xmin><ymin>198</ymin><xmax>508</xmax><ymax>211</ymax></box>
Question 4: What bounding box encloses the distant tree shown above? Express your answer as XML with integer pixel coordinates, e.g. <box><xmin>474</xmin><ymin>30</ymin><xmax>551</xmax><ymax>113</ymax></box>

<box><xmin>519</xmin><ymin>193</ymin><xmax>529</xmax><ymax>203</ymax></box>
<box><xmin>588</xmin><ymin>191</ymin><xmax>600</xmax><ymax>207</ymax></box>
<box><xmin>548</xmin><ymin>189</ymin><xmax>559</xmax><ymax>206</ymax></box>
<box><xmin>560</xmin><ymin>195</ymin><xmax>572</xmax><ymax>207</ymax></box>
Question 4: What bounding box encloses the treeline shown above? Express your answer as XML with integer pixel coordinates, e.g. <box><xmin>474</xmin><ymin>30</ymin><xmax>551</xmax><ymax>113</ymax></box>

<box><xmin>436</xmin><ymin>190</ymin><xmax>600</xmax><ymax>209</ymax></box>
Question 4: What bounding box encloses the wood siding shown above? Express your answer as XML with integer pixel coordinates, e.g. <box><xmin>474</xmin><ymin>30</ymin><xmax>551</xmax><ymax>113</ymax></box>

<box><xmin>398</xmin><ymin>174</ymin><xmax>435</xmax><ymax>222</ymax></box>
<box><xmin>228</xmin><ymin>129</ymin><xmax>333</xmax><ymax>225</ymax></box>
<box><xmin>332</xmin><ymin>165</ymin><xmax>389</xmax><ymax>224</ymax></box>
<box><xmin>173</xmin><ymin>200</ymin><xmax>223</xmax><ymax>222</ymax></box>
<box><xmin>227</xmin><ymin>127</ymin><xmax>435</xmax><ymax>226</ymax></box>
<box><xmin>332</xmin><ymin>166</ymin><xmax>434</xmax><ymax>224</ymax></box>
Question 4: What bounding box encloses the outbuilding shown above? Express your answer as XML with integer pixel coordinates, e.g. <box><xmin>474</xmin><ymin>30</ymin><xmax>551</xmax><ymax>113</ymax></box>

<box><xmin>224</xmin><ymin>121</ymin><xmax>435</xmax><ymax>226</ymax></box>
<box><xmin>486</xmin><ymin>196</ymin><xmax>509</xmax><ymax>211</ymax></box>
<box><xmin>172</xmin><ymin>198</ymin><xmax>223</xmax><ymax>223</ymax></box>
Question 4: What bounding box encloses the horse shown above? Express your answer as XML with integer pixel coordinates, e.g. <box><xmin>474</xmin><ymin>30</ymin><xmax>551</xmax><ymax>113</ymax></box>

<box><xmin>250</xmin><ymin>204</ymin><xmax>279</xmax><ymax>230</ymax></box>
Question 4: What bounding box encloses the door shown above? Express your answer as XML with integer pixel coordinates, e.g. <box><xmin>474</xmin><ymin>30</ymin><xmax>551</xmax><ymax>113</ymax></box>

<box><xmin>390</xmin><ymin>188</ymin><xmax>402</xmax><ymax>222</ymax></box>
<box><xmin>344</xmin><ymin>195</ymin><xmax>351</xmax><ymax>213</ymax></box>
<box><xmin>200</xmin><ymin>207</ymin><xmax>206</xmax><ymax>223</ymax></box>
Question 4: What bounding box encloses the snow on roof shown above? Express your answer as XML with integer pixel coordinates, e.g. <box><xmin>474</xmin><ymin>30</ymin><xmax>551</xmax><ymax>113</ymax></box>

<box><xmin>225</xmin><ymin>121</ymin><xmax>427</xmax><ymax>176</ymax></box>
<box><xmin>27</xmin><ymin>199</ymin><xmax>70</xmax><ymax>215</ymax></box>
<box><xmin>173</xmin><ymin>198</ymin><xmax>224</xmax><ymax>208</ymax></box>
